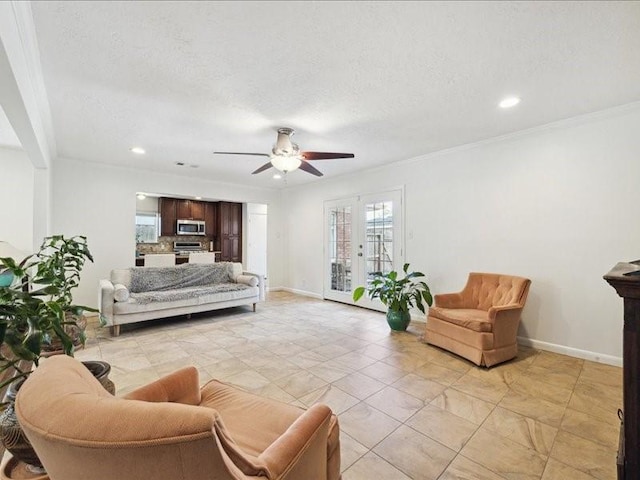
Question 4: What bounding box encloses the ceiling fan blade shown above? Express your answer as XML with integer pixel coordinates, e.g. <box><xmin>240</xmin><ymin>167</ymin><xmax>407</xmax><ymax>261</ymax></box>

<box><xmin>214</xmin><ymin>151</ymin><xmax>270</xmax><ymax>157</ymax></box>
<box><xmin>251</xmin><ymin>162</ymin><xmax>273</xmax><ymax>174</ymax></box>
<box><xmin>299</xmin><ymin>152</ymin><xmax>355</xmax><ymax>160</ymax></box>
<box><xmin>298</xmin><ymin>161</ymin><xmax>324</xmax><ymax>177</ymax></box>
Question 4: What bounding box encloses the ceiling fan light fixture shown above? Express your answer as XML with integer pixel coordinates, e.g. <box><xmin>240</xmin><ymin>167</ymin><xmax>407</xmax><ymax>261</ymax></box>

<box><xmin>270</xmin><ymin>155</ymin><xmax>302</xmax><ymax>173</ymax></box>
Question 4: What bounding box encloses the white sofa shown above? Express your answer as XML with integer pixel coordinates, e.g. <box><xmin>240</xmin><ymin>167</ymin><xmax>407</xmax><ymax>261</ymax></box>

<box><xmin>99</xmin><ymin>262</ymin><xmax>264</xmax><ymax>336</ymax></box>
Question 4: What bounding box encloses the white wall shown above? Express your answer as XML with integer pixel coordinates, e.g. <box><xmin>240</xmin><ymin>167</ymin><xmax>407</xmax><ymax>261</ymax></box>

<box><xmin>0</xmin><ymin>147</ymin><xmax>35</xmax><ymax>253</ymax></box>
<box><xmin>135</xmin><ymin>195</ymin><xmax>159</xmax><ymax>213</ymax></box>
<box><xmin>51</xmin><ymin>158</ymin><xmax>284</xmax><ymax>308</ymax></box>
<box><xmin>282</xmin><ymin>105</ymin><xmax>640</xmax><ymax>363</ymax></box>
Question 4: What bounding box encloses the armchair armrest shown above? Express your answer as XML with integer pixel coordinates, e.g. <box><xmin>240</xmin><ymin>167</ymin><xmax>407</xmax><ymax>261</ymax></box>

<box><xmin>488</xmin><ymin>304</ymin><xmax>524</xmax><ymax>348</ymax></box>
<box><xmin>434</xmin><ymin>292</ymin><xmax>466</xmax><ymax>309</ymax></box>
<box><xmin>488</xmin><ymin>304</ymin><xmax>523</xmax><ymax>320</ymax></box>
<box><xmin>262</xmin><ymin>404</ymin><xmax>332</xmax><ymax>480</ymax></box>
<box><xmin>213</xmin><ymin>404</ymin><xmax>332</xmax><ymax>480</ymax></box>
<box><xmin>123</xmin><ymin>366</ymin><xmax>201</xmax><ymax>405</ymax></box>
<box><xmin>98</xmin><ymin>279</ymin><xmax>114</xmax><ymax>325</ymax></box>
<box><xmin>243</xmin><ymin>271</ymin><xmax>265</xmax><ymax>302</ymax></box>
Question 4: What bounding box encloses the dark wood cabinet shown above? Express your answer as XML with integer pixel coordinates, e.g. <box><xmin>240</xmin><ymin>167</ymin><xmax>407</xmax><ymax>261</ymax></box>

<box><xmin>205</xmin><ymin>202</ymin><xmax>218</xmax><ymax>238</ymax></box>
<box><xmin>158</xmin><ymin>198</ymin><xmax>241</xmax><ymax>256</ymax></box>
<box><xmin>176</xmin><ymin>200</ymin><xmax>191</xmax><ymax>220</ymax></box>
<box><xmin>176</xmin><ymin>199</ymin><xmax>205</xmax><ymax>221</ymax></box>
<box><xmin>604</xmin><ymin>261</ymin><xmax>640</xmax><ymax>480</ymax></box>
<box><xmin>159</xmin><ymin>198</ymin><xmax>177</xmax><ymax>236</ymax></box>
<box><xmin>191</xmin><ymin>201</ymin><xmax>205</xmax><ymax>221</ymax></box>
<box><xmin>218</xmin><ymin>202</ymin><xmax>242</xmax><ymax>262</ymax></box>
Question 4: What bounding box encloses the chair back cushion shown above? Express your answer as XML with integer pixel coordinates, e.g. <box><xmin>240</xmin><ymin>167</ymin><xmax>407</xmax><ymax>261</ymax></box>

<box><xmin>464</xmin><ymin>272</ymin><xmax>531</xmax><ymax>311</ymax></box>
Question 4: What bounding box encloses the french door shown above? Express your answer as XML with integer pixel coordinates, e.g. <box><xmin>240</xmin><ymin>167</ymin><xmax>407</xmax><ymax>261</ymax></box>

<box><xmin>324</xmin><ymin>189</ymin><xmax>403</xmax><ymax>311</ymax></box>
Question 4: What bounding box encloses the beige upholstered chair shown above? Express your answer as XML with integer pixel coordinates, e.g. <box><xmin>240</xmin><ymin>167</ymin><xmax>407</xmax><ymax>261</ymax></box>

<box><xmin>16</xmin><ymin>356</ymin><xmax>341</xmax><ymax>480</ymax></box>
<box><xmin>143</xmin><ymin>253</ymin><xmax>176</xmax><ymax>267</ymax></box>
<box><xmin>188</xmin><ymin>252</ymin><xmax>217</xmax><ymax>264</ymax></box>
<box><xmin>424</xmin><ymin>272</ymin><xmax>531</xmax><ymax>367</ymax></box>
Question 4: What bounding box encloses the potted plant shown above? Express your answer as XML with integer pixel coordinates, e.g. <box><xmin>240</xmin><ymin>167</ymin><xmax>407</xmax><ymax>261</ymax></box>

<box><xmin>0</xmin><ymin>235</ymin><xmax>111</xmax><ymax>472</ymax></box>
<box><xmin>352</xmin><ymin>263</ymin><xmax>433</xmax><ymax>331</ymax></box>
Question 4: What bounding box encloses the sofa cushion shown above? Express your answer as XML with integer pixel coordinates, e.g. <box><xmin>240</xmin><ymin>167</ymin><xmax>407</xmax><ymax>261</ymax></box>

<box><xmin>429</xmin><ymin>307</ymin><xmax>493</xmax><ymax>332</ymax></box>
<box><xmin>113</xmin><ymin>284</ymin><xmax>130</xmax><ymax>302</ymax></box>
<box><xmin>111</xmin><ymin>269</ymin><xmax>132</xmax><ymax>289</ymax></box>
<box><xmin>114</xmin><ymin>284</ymin><xmax>255</xmax><ymax>315</ymax></box>
<box><xmin>236</xmin><ymin>275</ymin><xmax>258</xmax><ymax>287</ymax></box>
<box><xmin>129</xmin><ymin>263</ymin><xmax>235</xmax><ymax>293</ymax></box>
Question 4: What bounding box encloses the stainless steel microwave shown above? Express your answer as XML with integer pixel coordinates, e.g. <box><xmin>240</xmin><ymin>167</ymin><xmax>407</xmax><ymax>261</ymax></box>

<box><xmin>177</xmin><ymin>219</ymin><xmax>206</xmax><ymax>235</ymax></box>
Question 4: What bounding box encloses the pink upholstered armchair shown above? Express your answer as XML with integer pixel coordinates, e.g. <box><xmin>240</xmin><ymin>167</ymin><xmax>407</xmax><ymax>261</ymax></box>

<box><xmin>16</xmin><ymin>356</ymin><xmax>341</xmax><ymax>480</ymax></box>
<box><xmin>424</xmin><ymin>272</ymin><xmax>531</xmax><ymax>367</ymax></box>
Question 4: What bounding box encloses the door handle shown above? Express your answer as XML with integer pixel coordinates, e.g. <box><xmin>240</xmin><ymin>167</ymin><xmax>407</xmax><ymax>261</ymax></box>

<box><xmin>358</xmin><ymin>253</ymin><xmax>363</xmax><ymax>257</ymax></box>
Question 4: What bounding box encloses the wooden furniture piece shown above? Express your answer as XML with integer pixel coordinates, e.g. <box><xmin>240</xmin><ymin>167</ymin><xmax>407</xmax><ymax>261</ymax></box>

<box><xmin>604</xmin><ymin>260</ymin><xmax>640</xmax><ymax>480</ymax></box>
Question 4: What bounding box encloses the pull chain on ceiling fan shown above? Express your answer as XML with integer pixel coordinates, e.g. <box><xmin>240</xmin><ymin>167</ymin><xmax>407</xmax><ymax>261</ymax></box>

<box><xmin>213</xmin><ymin>127</ymin><xmax>354</xmax><ymax>177</ymax></box>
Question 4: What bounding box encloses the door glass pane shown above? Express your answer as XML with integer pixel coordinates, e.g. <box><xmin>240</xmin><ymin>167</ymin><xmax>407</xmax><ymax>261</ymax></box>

<box><xmin>329</xmin><ymin>206</ymin><xmax>352</xmax><ymax>292</ymax></box>
<box><xmin>364</xmin><ymin>201</ymin><xmax>394</xmax><ymax>285</ymax></box>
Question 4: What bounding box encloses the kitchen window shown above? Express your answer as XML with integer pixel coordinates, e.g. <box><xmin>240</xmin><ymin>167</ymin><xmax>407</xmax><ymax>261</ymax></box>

<box><xmin>135</xmin><ymin>213</ymin><xmax>159</xmax><ymax>243</ymax></box>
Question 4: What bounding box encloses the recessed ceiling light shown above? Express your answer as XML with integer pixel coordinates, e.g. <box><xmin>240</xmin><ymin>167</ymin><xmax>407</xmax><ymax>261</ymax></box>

<box><xmin>136</xmin><ymin>193</ymin><xmax>146</xmax><ymax>200</ymax></box>
<box><xmin>130</xmin><ymin>147</ymin><xmax>146</xmax><ymax>154</ymax></box>
<box><xmin>195</xmin><ymin>196</ymin><xmax>202</xmax><ymax>200</ymax></box>
<box><xmin>499</xmin><ymin>96</ymin><xmax>521</xmax><ymax>109</ymax></box>
<box><xmin>273</xmin><ymin>174</ymin><xmax>282</xmax><ymax>180</ymax></box>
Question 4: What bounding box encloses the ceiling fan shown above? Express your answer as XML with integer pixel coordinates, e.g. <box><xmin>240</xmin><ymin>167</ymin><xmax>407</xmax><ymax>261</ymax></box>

<box><xmin>213</xmin><ymin>127</ymin><xmax>354</xmax><ymax>177</ymax></box>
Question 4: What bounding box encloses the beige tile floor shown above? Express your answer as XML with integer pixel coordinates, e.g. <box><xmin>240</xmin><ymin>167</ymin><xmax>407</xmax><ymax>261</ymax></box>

<box><xmin>77</xmin><ymin>291</ymin><xmax>622</xmax><ymax>480</ymax></box>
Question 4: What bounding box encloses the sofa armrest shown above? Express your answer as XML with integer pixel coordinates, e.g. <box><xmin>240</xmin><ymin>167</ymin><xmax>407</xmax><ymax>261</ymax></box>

<box><xmin>434</xmin><ymin>292</ymin><xmax>466</xmax><ymax>309</ymax></box>
<box><xmin>98</xmin><ymin>279</ymin><xmax>115</xmax><ymax>325</ymax></box>
<box><xmin>259</xmin><ymin>404</ymin><xmax>332</xmax><ymax>480</ymax></box>
<box><xmin>243</xmin><ymin>271</ymin><xmax>265</xmax><ymax>302</ymax></box>
<box><xmin>123</xmin><ymin>366</ymin><xmax>201</xmax><ymax>405</ymax></box>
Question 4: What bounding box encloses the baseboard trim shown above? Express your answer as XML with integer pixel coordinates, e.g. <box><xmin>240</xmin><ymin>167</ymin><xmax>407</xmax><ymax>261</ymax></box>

<box><xmin>517</xmin><ymin>336</ymin><xmax>622</xmax><ymax>367</ymax></box>
<box><xmin>279</xmin><ymin>287</ymin><xmax>323</xmax><ymax>300</ymax></box>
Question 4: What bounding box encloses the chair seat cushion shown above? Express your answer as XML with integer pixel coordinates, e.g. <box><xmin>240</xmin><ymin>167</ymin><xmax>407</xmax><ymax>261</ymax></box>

<box><xmin>429</xmin><ymin>307</ymin><xmax>493</xmax><ymax>332</ymax></box>
<box><xmin>199</xmin><ymin>380</ymin><xmax>339</xmax><ymax>461</ymax></box>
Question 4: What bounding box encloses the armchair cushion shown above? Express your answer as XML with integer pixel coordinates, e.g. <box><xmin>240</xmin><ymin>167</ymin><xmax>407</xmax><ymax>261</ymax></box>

<box><xmin>428</xmin><ymin>307</ymin><xmax>492</xmax><ymax>332</ymax></box>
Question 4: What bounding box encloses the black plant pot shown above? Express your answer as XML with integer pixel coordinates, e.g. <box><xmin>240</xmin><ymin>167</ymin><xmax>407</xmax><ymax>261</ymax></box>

<box><xmin>0</xmin><ymin>360</ymin><xmax>115</xmax><ymax>473</ymax></box>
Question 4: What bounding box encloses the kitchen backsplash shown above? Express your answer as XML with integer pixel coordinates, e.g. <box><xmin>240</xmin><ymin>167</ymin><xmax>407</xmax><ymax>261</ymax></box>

<box><xmin>136</xmin><ymin>235</ymin><xmax>214</xmax><ymax>255</ymax></box>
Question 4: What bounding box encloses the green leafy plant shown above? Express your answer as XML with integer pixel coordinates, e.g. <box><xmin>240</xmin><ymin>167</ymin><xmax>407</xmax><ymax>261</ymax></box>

<box><xmin>352</xmin><ymin>263</ymin><xmax>433</xmax><ymax>314</ymax></box>
<box><xmin>0</xmin><ymin>235</ymin><xmax>96</xmax><ymax>391</ymax></box>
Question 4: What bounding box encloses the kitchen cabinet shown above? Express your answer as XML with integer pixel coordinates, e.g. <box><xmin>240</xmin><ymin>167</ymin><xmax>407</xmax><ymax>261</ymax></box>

<box><xmin>218</xmin><ymin>202</ymin><xmax>242</xmax><ymax>262</ymax></box>
<box><xmin>205</xmin><ymin>202</ymin><xmax>218</xmax><ymax>238</ymax></box>
<box><xmin>159</xmin><ymin>198</ymin><xmax>177</xmax><ymax>236</ymax></box>
<box><xmin>176</xmin><ymin>200</ymin><xmax>205</xmax><ymax>221</ymax></box>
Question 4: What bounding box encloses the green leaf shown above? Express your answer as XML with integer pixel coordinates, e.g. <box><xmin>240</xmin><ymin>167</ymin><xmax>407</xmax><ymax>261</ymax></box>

<box><xmin>352</xmin><ymin>286</ymin><xmax>366</xmax><ymax>302</ymax></box>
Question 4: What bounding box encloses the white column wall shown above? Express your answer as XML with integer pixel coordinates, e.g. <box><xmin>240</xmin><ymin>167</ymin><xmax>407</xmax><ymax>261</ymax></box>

<box><xmin>282</xmin><ymin>106</ymin><xmax>640</xmax><ymax>363</ymax></box>
<box><xmin>0</xmin><ymin>147</ymin><xmax>34</xmax><ymax>253</ymax></box>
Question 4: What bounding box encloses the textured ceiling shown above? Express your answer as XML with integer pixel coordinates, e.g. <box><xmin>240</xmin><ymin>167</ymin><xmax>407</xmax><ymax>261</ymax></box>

<box><xmin>30</xmin><ymin>1</ymin><xmax>640</xmax><ymax>188</ymax></box>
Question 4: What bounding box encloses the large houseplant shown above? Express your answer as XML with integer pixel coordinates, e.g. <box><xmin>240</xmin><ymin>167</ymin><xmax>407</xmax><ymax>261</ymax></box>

<box><xmin>353</xmin><ymin>263</ymin><xmax>433</xmax><ymax>331</ymax></box>
<box><xmin>0</xmin><ymin>235</ymin><xmax>106</xmax><ymax>471</ymax></box>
